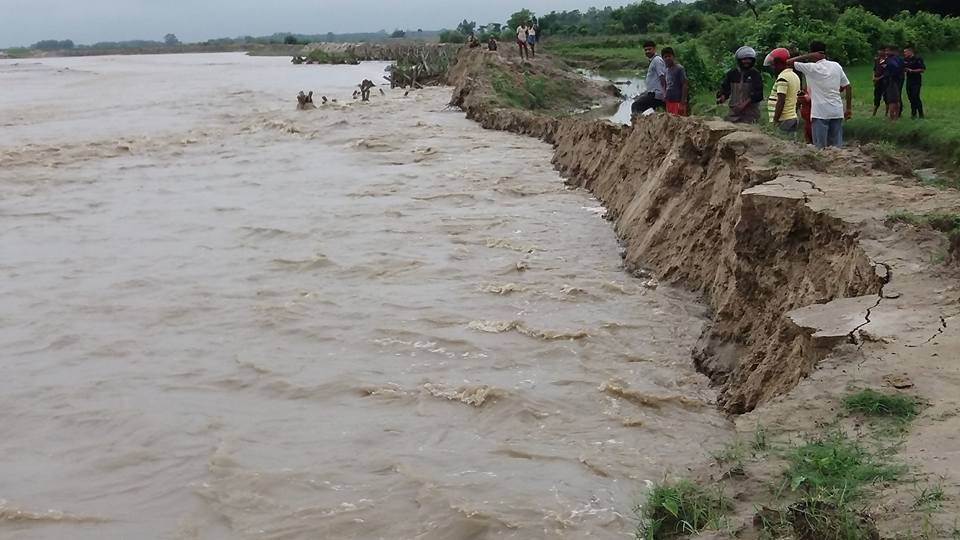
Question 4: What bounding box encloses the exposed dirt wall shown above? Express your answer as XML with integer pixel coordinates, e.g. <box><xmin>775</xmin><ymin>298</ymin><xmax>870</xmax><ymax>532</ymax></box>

<box><xmin>448</xmin><ymin>49</ymin><xmax>885</xmax><ymax>412</ymax></box>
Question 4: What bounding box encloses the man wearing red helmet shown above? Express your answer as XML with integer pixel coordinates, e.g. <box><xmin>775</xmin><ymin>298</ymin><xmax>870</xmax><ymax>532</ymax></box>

<box><xmin>764</xmin><ymin>47</ymin><xmax>801</xmax><ymax>134</ymax></box>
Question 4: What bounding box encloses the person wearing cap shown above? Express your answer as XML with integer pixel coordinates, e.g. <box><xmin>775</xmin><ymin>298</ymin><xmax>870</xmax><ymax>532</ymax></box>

<box><xmin>788</xmin><ymin>41</ymin><xmax>852</xmax><ymax>148</ymax></box>
<box><xmin>764</xmin><ymin>48</ymin><xmax>801</xmax><ymax>133</ymax></box>
<box><xmin>716</xmin><ymin>46</ymin><xmax>764</xmax><ymax>123</ymax></box>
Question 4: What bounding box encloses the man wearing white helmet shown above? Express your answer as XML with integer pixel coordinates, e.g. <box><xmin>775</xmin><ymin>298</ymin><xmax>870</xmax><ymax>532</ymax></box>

<box><xmin>716</xmin><ymin>46</ymin><xmax>764</xmax><ymax>123</ymax></box>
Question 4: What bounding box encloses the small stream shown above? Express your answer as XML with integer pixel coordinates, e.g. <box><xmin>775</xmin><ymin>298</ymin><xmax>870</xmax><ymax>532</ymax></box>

<box><xmin>580</xmin><ymin>70</ymin><xmax>647</xmax><ymax>125</ymax></box>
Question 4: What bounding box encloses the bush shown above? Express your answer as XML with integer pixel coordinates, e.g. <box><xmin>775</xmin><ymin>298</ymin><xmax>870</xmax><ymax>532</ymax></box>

<box><xmin>439</xmin><ymin>30</ymin><xmax>466</xmax><ymax>44</ymax></box>
<box><xmin>305</xmin><ymin>49</ymin><xmax>358</xmax><ymax>64</ymax></box>
<box><xmin>635</xmin><ymin>480</ymin><xmax>731</xmax><ymax>539</ymax></box>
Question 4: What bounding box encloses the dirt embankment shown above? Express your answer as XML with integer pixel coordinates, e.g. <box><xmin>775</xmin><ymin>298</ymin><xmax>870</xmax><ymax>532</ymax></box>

<box><xmin>301</xmin><ymin>42</ymin><xmax>462</xmax><ymax>62</ymax></box>
<box><xmin>447</xmin><ymin>47</ymin><xmax>959</xmax><ymax>415</ymax></box>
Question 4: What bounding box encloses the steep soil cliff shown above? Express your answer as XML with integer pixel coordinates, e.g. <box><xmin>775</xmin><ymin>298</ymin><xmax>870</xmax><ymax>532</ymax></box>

<box><xmin>448</xmin><ymin>48</ymin><xmax>887</xmax><ymax>413</ymax></box>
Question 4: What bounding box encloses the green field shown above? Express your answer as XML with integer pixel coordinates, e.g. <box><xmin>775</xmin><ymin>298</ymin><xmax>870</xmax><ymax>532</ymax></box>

<box><xmin>845</xmin><ymin>51</ymin><xmax>960</xmax><ymax>168</ymax></box>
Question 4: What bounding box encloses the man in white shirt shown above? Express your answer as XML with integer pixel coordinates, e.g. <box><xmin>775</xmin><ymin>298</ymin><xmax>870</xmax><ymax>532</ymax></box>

<box><xmin>788</xmin><ymin>41</ymin><xmax>852</xmax><ymax>149</ymax></box>
<box><xmin>516</xmin><ymin>24</ymin><xmax>529</xmax><ymax>61</ymax></box>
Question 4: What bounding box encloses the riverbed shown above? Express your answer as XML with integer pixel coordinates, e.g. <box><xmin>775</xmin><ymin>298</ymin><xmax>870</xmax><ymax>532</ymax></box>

<box><xmin>0</xmin><ymin>53</ymin><xmax>729</xmax><ymax>539</ymax></box>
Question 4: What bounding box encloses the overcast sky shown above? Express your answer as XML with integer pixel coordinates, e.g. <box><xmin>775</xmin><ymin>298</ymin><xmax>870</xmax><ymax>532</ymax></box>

<box><xmin>0</xmin><ymin>0</ymin><xmax>640</xmax><ymax>47</ymax></box>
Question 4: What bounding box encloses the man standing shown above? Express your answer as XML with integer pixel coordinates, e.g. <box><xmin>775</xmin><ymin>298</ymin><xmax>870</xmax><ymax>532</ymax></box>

<box><xmin>763</xmin><ymin>47</ymin><xmax>801</xmax><ymax>133</ymax></box>
<box><xmin>904</xmin><ymin>46</ymin><xmax>927</xmax><ymax>119</ymax></box>
<box><xmin>526</xmin><ymin>22</ymin><xmax>537</xmax><ymax>58</ymax></box>
<box><xmin>716</xmin><ymin>46</ymin><xmax>764</xmax><ymax>123</ymax></box>
<box><xmin>662</xmin><ymin>48</ymin><xmax>688</xmax><ymax>116</ymax></box>
<box><xmin>872</xmin><ymin>48</ymin><xmax>887</xmax><ymax>117</ymax></box>
<box><xmin>882</xmin><ymin>46</ymin><xmax>904</xmax><ymax>120</ymax></box>
<box><xmin>788</xmin><ymin>41</ymin><xmax>852</xmax><ymax>149</ymax></box>
<box><xmin>516</xmin><ymin>23</ymin><xmax>529</xmax><ymax>61</ymax></box>
<box><xmin>631</xmin><ymin>41</ymin><xmax>666</xmax><ymax>117</ymax></box>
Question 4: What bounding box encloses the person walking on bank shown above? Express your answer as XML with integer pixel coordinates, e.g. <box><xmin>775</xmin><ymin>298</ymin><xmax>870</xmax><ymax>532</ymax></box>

<box><xmin>764</xmin><ymin>47</ymin><xmax>801</xmax><ymax>133</ymax></box>
<box><xmin>662</xmin><ymin>48</ymin><xmax>688</xmax><ymax>116</ymax></box>
<box><xmin>788</xmin><ymin>41</ymin><xmax>852</xmax><ymax>149</ymax></box>
<box><xmin>717</xmin><ymin>46</ymin><xmax>764</xmax><ymax>123</ymax></box>
<box><xmin>904</xmin><ymin>46</ymin><xmax>927</xmax><ymax>119</ymax></box>
<box><xmin>631</xmin><ymin>41</ymin><xmax>667</xmax><ymax>117</ymax></box>
<box><xmin>516</xmin><ymin>23</ymin><xmax>529</xmax><ymax>61</ymax></box>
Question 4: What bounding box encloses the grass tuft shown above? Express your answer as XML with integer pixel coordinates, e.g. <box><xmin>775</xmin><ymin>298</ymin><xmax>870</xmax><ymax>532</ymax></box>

<box><xmin>789</xmin><ymin>497</ymin><xmax>879</xmax><ymax>540</ymax></box>
<box><xmin>842</xmin><ymin>389</ymin><xmax>921</xmax><ymax>420</ymax></box>
<box><xmin>635</xmin><ymin>480</ymin><xmax>731</xmax><ymax>539</ymax></box>
<box><xmin>912</xmin><ymin>481</ymin><xmax>946</xmax><ymax>512</ymax></box>
<box><xmin>785</xmin><ymin>431</ymin><xmax>903</xmax><ymax>501</ymax></box>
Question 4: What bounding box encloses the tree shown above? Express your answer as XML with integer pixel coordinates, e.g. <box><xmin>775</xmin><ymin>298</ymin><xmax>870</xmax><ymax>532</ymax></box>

<box><xmin>507</xmin><ymin>9</ymin><xmax>536</xmax><ymax>31</ymax></box>
<box><xmin>164</xmin><ymin>33</ymin><xmax>180</xmax><ymax>46</ymax></box>
<box><xmin>615</xmin><ymin>1</ymin><xmax>669</xmax><ymax>33</ymax></box>
<box><xmin>283</xmin><ymin>34</ymin><xmax>298</xmax><ymax>45</ymax></box>
<box><xmin>32</xmin><ymin>39</ymin><xmax>73</xmax><ymax>50</ymax></box>
<box><xmin>391</xmin><ymin>29</ymin><xmax>406</xmax><ymax>38</ymax></box>
<box><xmin>667</xmin><ymin>8</ymin><xmax>709</xmax><ymax>35</ymax></box>
<box><xmin>457</xmin><ymin>20</ymin><xmax>477</xmax><ymax>35</ymax></box>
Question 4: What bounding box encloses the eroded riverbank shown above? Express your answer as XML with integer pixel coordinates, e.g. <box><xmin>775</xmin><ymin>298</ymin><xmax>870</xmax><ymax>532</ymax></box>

<box><xmin>449</xmin><ymin>46</ymin><xmax>960</xmax><ymax>537</ymax></box>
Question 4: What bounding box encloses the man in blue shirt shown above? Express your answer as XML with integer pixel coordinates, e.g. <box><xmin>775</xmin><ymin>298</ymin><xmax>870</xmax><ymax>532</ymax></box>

<box><xmin>882</xmin><ymin>46</ymin><xmax>904</xmax><ymax>120</ymax></box>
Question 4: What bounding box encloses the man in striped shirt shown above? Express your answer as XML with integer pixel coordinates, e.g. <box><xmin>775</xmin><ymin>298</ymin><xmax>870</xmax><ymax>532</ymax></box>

<box><xmin>764</xmin><ymin>48</ymin><xmax>801</xmax><ymax>133</ymax></box>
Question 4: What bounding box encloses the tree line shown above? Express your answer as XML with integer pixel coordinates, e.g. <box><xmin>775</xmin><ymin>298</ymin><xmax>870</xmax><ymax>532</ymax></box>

<box><xmin>442</xmin><ymin>0</ymin><xmax>960</xmax><ymax>49</ymax></box>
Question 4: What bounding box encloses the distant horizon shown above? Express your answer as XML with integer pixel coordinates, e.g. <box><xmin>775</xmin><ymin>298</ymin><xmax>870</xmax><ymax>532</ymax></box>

<box><xmin>0</xmin><ymin>0</ymin><xmax>645</xmax><ymax>49</ymax></box>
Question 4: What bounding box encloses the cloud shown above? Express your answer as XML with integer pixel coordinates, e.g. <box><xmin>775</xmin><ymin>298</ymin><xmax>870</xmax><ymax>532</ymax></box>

<box><xmin>0</xmin><ymin>0</ymin><xmax>638</xmax><ymax>47</ymax></box>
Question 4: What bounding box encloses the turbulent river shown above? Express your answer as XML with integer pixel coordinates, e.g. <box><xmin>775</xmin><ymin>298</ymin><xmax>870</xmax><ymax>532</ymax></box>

<box><xmin>0</xmin><ymin>53</ymin><xmax>730</xmax><ymax>539</ymax></box>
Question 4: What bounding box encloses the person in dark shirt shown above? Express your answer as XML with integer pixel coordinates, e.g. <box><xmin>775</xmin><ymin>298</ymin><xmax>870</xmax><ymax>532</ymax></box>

<box><xmin>716</xmin><ymin>46</ymin><xmax>763</xmax><ymax>123</ymax></box>
<box><xmin>662</xmin><ymin>47</ymin><xmax>688</xmax><ymax>116</ymax></box>
<box><xmin>872</xmin><ymin>48</ymin><xmax>886</xmax><ymax>117</ymax></box>
<box><xmin>904</xmin><ymin>46</ymin><xmax>927</xmax><ymax>119</ymax></box>
<box><xmin>882</xmin><ymin>46</ymin><xmax>904</xmax><ymax>120</ymax></box>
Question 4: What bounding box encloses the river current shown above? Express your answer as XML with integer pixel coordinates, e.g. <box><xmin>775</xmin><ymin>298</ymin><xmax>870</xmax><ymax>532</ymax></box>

<box><xmin>0</xmin><ymin>53</ymin><xmax>729</xmax><ymax>539</ymax></box>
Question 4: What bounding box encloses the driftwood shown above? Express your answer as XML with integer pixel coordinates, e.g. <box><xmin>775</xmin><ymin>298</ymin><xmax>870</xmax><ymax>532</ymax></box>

<box><xmin>384</xmin><ymin>45</ymin><xmax>458</xmax><ymax>89</ymax></box>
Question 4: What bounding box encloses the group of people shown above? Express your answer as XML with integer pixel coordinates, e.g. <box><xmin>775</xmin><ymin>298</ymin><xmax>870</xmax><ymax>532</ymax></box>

<box><xmin>516</xmin><ymin>21</ymin><xmax>539</xmax><ymax>61</ymax></box>
<box><xmin>633</xmin><ymin>40</ymin><xmax>928</xmax><ymax>150</ymax></box>
<box><xmin>873</xmin><ymin>46</ymin><xmax>927</xmax><ymax>120</ymax></box>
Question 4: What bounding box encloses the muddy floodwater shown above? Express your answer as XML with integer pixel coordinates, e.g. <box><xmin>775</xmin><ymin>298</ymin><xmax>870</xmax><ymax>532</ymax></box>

<box><xmin>0</xmin><ymin>53</ymin><xmax>730</xmax><ymax>539</ymax></box>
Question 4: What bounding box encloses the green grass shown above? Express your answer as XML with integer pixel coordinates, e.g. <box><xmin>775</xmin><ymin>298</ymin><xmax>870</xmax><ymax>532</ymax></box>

<box><xmin>886</xmin><ymin>210</ymin><xmax>960</xmax><ymax>234</ymax></box>
<box><xmin>843</xmin><ymin>389</ymin><xmax>922</xmax><ymax>420</ymax></box>
<box><xmin>785</xmin><ymin>430</ymin><xmax>904</xmax><ymax>501</ymax></box>
<box><xmin>912</xmin><ymin>482</ymin><xmax>946</xmax><ymax>512</ymax></box>
<box><xmin>489</xmin><ymin>65</ymin><xmax>583</xmax><ymax>111</ymax></box>
<box><xmin>546</xmin><ymin>35</ymin><xmax>658</xmax><ymax>71</ymax></box>
<box><xmin>635</xmin><ymin>480</ymin><xmax>731</xmax><ymax>539</ymax></box>
<box><xmin>845</xmin><ymin>51</ymin><xmax>960</xmax><ymax>173</ymax></box>
<box><xmin>1</xmin><ymin>47</ymin><xmax>33</xmax><ymax>58</ymax></box>
<box><xmin>304</xmin><ymin>49</ymin><xmax>358</xmax><ymax>64</ymax></box>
